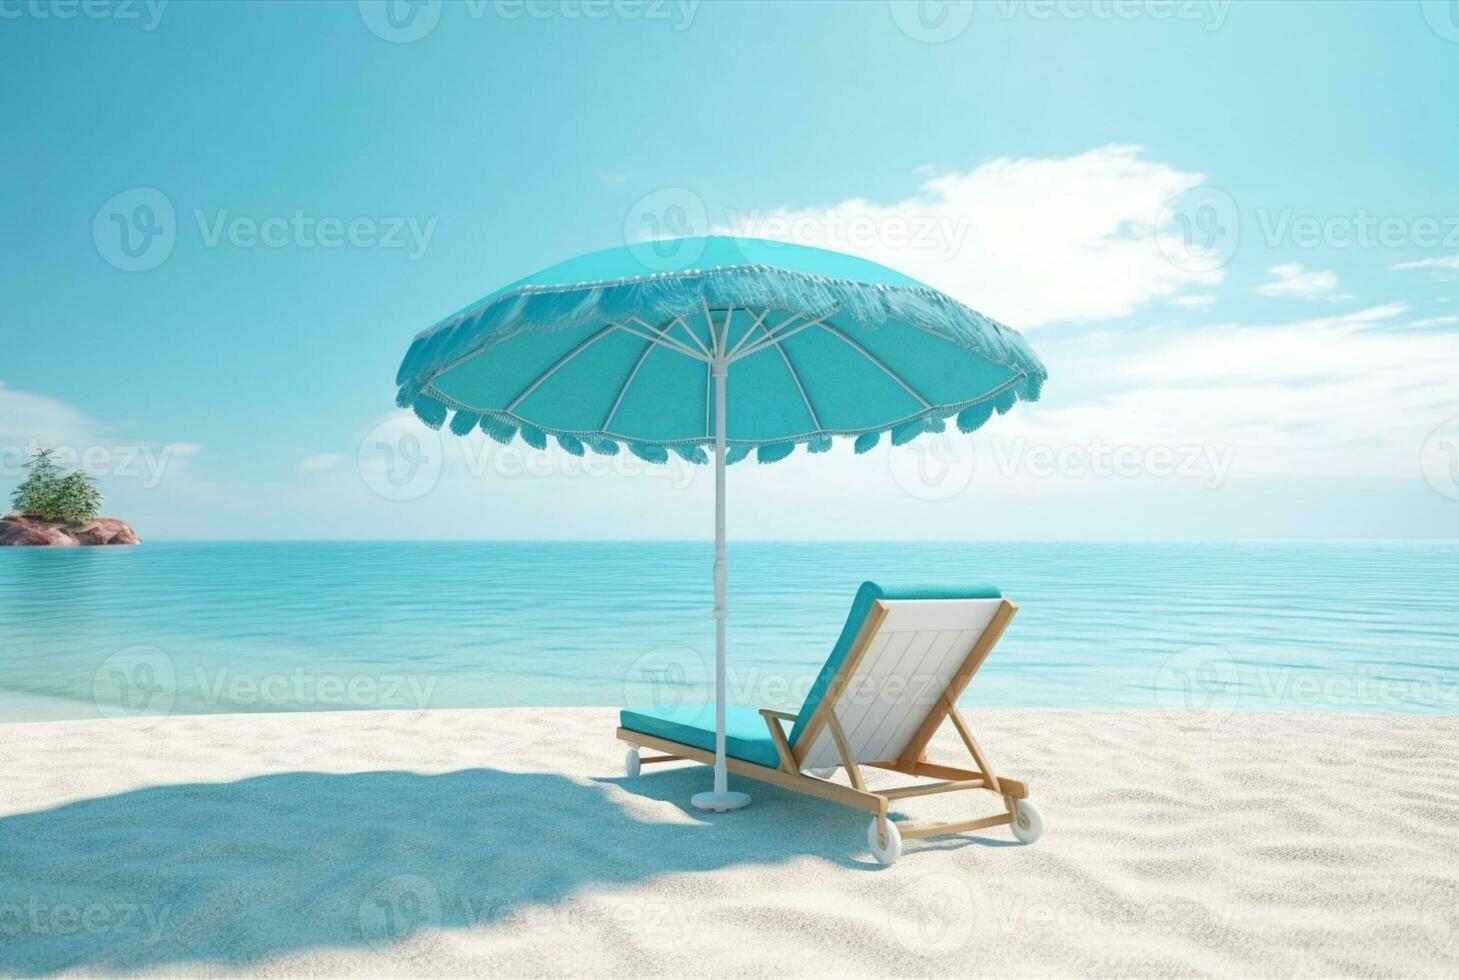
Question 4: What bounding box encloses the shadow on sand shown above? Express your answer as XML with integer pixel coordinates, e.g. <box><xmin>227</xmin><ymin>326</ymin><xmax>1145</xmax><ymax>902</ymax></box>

<box><xmin>0</xmin><ymin>764</ymin><xmax>904</xmax><ymax>974</ymax></box>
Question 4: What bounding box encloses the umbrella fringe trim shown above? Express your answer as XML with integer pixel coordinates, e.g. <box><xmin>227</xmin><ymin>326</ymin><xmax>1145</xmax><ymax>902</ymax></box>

<box><xmin>402</xmin><ymin>374</ymin><xmax>1036</xmax><ymax>466</ymax></box>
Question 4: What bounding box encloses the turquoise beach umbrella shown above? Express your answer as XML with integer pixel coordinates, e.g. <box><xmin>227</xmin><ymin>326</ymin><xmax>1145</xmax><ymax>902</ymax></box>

<box><xmin>393</xmin><ymin>235</ymin><xmax>1046</xmax><ymax>812</ymax></box>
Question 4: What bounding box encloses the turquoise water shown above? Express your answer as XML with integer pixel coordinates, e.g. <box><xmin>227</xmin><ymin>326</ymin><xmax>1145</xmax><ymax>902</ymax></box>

<box><xmin>0</xmin><ymin>541</ymin><xmax>1455</xmax><ymax>723</ymax></box>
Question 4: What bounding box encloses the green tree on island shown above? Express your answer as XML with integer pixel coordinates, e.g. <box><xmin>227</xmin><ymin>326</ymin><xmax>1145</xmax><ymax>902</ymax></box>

<box><xmin>10</xmin><ymin>448</ymin><xmax>104</xmax><ymax>524</ymax></box>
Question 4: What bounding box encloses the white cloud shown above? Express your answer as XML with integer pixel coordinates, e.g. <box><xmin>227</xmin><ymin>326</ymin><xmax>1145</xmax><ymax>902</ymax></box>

<box><xmin>717</xmin><ymin>145</ymin><xmax>1221</xmax><ymax>329</ymax></box>
<box><xmin>1391</xmin><ymin>255</ymin><xmax>1459</xmax><ymax>272</ymax></box>
<box><xmin>0</xmin><ymin>383</ymin><xmax>205</xmax><ymax>509</ymax></box>
<box><xmin>1117</xmin><ymin>303</ymin><xmax>1414</xmax><ymax>384</ymax></box>
<box><xmin>1254</xmin><ymin>263</ymin><xmax>1349</xmax><ymax>300</ymax></box>
<box><xmin>300</xmin><ymin>453</ymin><xmax>346</xmax><ymax>473</ymax></box>
<box><xmin>1171</xmin><ymin>294</ymin><xmax>1216</xmax><ymax>309</ymax></box>
<box><xmin>0</xmin><ymin>382</ymin><xmax>101</xmax><ymax>450</ymax></box>
<box><xmin>1007</xmin><ymin>303</ymin><xmax>1459</xmax><ymax>482</ymax></box>
<box><xmin>1411</xmin><ymin>315</ymin><xmax>1459</xmax><ymax>328</ymax></box>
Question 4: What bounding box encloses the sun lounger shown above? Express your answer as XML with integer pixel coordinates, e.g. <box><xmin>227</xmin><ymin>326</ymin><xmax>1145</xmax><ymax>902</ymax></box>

<box><xmin>617</xmin><ymin>582</ymin><xmax>1042</xmax><ymax>864</ymax></box>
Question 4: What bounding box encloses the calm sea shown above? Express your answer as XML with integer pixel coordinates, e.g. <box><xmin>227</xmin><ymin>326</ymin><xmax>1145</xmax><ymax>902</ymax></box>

<box><xmin>0</xmin><ymin>541</ymin><xmax>1454</xmax><ymax>723</ymax></box>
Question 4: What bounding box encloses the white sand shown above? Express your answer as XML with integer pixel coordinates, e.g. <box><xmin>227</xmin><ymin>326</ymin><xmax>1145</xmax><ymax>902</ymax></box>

<box><xmin>1</xmin><ymin>707</ymin><xmax>1457</xmax><ymax>977</ymax></box>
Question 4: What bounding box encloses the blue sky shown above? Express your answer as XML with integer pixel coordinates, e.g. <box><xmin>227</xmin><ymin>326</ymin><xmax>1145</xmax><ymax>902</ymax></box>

<box><xmin>3</xmin><ymin>0</ymin><xmax>1458</xmax><ymax>539</ymax></box>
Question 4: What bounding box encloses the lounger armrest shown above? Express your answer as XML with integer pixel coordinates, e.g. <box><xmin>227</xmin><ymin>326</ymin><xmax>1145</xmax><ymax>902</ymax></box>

<box><xmin>759</xmin><ymin>709</ymin><xmax>798</xmax><ymax>772</ymax></box>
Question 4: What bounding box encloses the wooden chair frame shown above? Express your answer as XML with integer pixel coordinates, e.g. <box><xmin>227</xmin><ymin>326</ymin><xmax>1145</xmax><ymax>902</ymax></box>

<box><xmin>617</xmin><ymin>599</ymin><xmax>1027</xmax><ymax>851</ymax></box>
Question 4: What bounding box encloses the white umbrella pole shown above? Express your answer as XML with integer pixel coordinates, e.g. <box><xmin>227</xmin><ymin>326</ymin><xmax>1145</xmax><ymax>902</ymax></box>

<box><xmin>692</xmin><ymin>358</ymin><xmax>751</xmax><ymax>812</ymax></box>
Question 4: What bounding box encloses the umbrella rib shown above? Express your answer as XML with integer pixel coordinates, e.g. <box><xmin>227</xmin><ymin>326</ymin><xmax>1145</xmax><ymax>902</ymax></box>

<box><xmin>703</xmin><ymin>299</ymin><xmax>722</xmax><ymax>358</ymax></box>
<box><xmin>724</xmin><ymin>309</ymin><xmax>777</xmax><ymax>360</ymax></box>
<box><xmin>675</xmin><ymin>315</ymin><xmax>713</xmax><ymax>358</ymax></box>
<box><xmin>731</xmin><ymin>313</ymin><xmax>834</xmax><ymax>362</ymax></box>
<box><xmin>505</xmin><ymin>324</ymin><xmax>619</xmax><ymax>413</ymax></box>
<box><xmin>814</xmin><ymin>322</ymin><xmax>933</xmax><ymax>409</ymax></box>
<box><xmin>634</xmin><ymin>315</ymin><xmax>711</xmax><ymax>359</ymax></box>
<box><xmin>704</xmin><ymin>359</ymin><xmax>712</xmax><ymax>438</ymax></box>
<box><xmin>610</xmin><ymin>322</ymin><xmax>706</xmax><ymax>362</ymax></box>
<box><xmin>746</xmin><ymin>317</ymin><xmax>822</xmax><ymax>431</ymax></box>
<box><xmin>602</xmin><ymin>332</ymin><xmax>668</xmax><ymax>430</ymax></box>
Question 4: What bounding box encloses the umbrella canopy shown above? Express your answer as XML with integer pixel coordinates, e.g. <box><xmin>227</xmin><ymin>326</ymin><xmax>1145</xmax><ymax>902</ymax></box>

<box><xmin>392</xmin><ymin>235</ymin><xmax>1046</xmax><ymax>810</ymax></box>
<box><xmin>395</xmin><ymin>236</ymin><xmax>1044</xmax><ymax>459</ymax></box>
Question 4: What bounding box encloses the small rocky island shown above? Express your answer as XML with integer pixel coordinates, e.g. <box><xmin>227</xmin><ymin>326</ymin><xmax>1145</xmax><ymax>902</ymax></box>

<box><xmin>2</xmin><ymin>448</ymin><xmax>140</xmax><ymax>547</ymax></box>
<box><xmin>0</xmin><ymin>513</ymin><xmax>141</xmax><ymax>547</ymax></box>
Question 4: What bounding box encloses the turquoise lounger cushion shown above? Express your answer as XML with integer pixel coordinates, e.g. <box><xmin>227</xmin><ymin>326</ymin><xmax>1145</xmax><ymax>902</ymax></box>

<box><xmin>785</xmin><ymin>581</ymin><xmax>1002</xmax><ymax>750</ymax></box>
<box><xmin>620</xmin><ymin>703</ymin><xmax>786</xmax><ymax>769</ymax></box>
<box><xmin>621</xmin><ymin>582</ymin><xmax>1000</xmax><ymax>769</ymax></box>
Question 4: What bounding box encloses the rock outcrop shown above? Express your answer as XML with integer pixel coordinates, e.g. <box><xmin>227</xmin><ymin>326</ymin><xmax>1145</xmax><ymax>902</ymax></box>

<box><xmin>0</xmin><ymin>514</ymin><xmax>141</xmax><ymax>547</ymax></box>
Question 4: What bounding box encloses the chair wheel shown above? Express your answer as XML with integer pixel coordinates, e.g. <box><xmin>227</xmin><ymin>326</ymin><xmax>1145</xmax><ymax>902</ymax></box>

<box><xmin>867</xmin><ymin>817</ymin><xmax>902</xmax><ymax>865</ymax></box>
<box><xmin>625</xmin><ymin>747</ymin><xmax>641</xmax><ymax>778</ymax></box>
<box><xmin>807</xmin><ymin>766</ymin><xmax>836</xmax><ymax>779</ymax></box>
<box><xmin>1010</xmin><ymin>799</ymin><xmax>1043</xmax><ymax>844</ymax></box>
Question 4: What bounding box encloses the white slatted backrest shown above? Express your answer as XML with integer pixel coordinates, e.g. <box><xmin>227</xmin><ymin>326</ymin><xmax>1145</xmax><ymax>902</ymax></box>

<box><xmin>798</xmin><ymin>598</ymin><xmax>1004</xmax><ymax>770</ymax></box>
